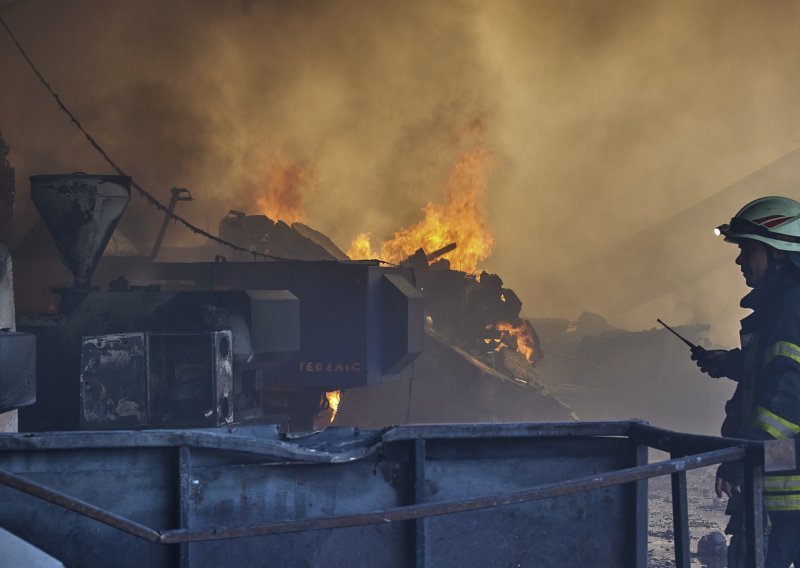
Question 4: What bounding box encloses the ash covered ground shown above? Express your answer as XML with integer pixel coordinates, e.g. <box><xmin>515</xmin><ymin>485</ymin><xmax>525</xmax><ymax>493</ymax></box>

<box><xmin>648</xmin><ymin>451</ymin><xmax>729</xmax><ymax>568</ymax></box>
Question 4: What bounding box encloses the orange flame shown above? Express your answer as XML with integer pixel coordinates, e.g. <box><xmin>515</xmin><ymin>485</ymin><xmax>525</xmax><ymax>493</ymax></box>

<box><xmin>325</xmin><ymin>390</ymin><xmax>341</xmax><ymax>423</ymax></box>
<box><xmin>348</xmin><ymin>148</ymin><xmax>495</xmax><ymax>273</ymax></box>
<box><xmin>347</xmin><ymin>232</ymin><xmax>377</xmax><ymax>260</ymax></box>
<box><xmin>489</xmin><ymin>320</ymin><xmax>536</xmax><ymax>364</ymax></box>
<box><xmin>244</xmin><ymin>158</ymin><xmax>310</xmax><ymax>224</ymax></box>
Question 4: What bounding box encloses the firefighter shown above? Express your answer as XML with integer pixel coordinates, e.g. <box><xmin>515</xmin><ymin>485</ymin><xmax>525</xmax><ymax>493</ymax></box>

<box><xmin>693</xmin><ymin>196</ymin><xmax>800</xmax><ymax>567</ymax></box>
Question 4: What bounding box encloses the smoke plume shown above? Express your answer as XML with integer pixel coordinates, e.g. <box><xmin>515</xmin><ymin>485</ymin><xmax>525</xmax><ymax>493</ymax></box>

<box><xmin>3</xmin><ymin>0</ymin><xmax>800</xmax><ymax>344</ymax></box>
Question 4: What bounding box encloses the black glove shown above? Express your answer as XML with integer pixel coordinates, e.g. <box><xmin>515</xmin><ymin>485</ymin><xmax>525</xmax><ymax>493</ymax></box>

<box><xmin>717</xmin><ymin>461</ymin><xmax>744</xmax><ymax>487</ymax></box>
<box><xmin>691</xmin><ymin>347</ymin><xmax>732</xmax><ymax>379</ymax></box>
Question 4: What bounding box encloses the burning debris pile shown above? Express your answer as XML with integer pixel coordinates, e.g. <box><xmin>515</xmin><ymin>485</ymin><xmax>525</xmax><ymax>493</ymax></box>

<box><xmin>331</xmin><ymin>145</ymin><xmax>574</xmax><ymax>426</ymax></box>
<box><xmin>333</xmin><ymin>247</ymin><xmax>574</xmax><ymax>427</ymax></box>
<box><xmin>406</xmin><ymin>248</ymin><xmax>539</xmax><ymax>366</ymax></box>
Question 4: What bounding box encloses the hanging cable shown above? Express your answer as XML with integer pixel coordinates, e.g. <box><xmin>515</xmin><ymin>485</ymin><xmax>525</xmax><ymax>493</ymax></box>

<box><xmin>0</xmin><ymin>13</ymin><xmax>304</xmax><ymax>262</ymax></box>
<box><xmin>0</xmin><ymin>14</ymin><xmax>407</xmax><ymax>266</ymax></box>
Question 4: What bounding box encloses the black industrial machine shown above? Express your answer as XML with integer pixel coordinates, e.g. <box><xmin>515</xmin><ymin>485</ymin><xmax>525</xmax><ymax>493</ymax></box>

<box><xmin>16</xmin><ymin>173</ymin><xmax>424</xmax><ymax>432</ymax></box>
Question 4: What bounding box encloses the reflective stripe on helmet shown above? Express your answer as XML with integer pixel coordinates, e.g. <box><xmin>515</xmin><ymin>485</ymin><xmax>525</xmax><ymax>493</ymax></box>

<box><xmin>725</xmin><ymin>217</ymin><xmax>800</xmax><ymax>244</ymax></box>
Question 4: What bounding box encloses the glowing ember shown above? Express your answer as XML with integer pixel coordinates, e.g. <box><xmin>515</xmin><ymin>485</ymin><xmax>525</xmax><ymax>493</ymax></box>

<box><xmin>325</xmin><ymin>390</ymin><xmax>341</xmax><ymax>423</ymax></box>
<box><xmin>489</xmin><ymin>320</ymin><xmax>536</xmax><ymax>364</ymax></box>
<box><xmin>247</xmin><ymin>158</ymin><xmax>311</xmax><ymax>224</ymax></box>
<box><xmin>348</xmin><ymin>148</ymin><xmax>495</xmax><ymax>273</ymax></box>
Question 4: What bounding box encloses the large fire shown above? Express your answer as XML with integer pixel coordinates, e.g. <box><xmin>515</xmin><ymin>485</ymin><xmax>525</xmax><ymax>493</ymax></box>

<box><xmin>488</xmin><ymin>320</ymin><xmax>537</xmax><ymax>364</ymax></box>
<box><xmin>347</xmin><ymin>148</ymin><xmax>495</xmax><ymax>273</ymax></box>
<box><xmin>249</xmin><ymin>158</ymin><xmax>310</xmax><ymax>224</ymax></box>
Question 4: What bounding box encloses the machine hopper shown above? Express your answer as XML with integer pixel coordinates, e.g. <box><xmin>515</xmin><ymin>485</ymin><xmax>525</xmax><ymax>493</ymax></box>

<box><xmin>29</xmin><ymin>173</ymin><xmax>130</xmax><ymax>290</ymax></box>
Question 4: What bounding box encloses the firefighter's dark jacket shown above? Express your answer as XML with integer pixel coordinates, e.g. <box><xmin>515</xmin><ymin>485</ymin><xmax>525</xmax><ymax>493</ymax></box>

<box><xmin>718</xmin><ymin>265</ymin><xmax>800</xmax><ymax>515</ymax></box>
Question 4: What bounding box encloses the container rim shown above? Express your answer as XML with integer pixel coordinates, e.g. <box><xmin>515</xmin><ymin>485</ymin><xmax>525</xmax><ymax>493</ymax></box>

<box><xmin>29</xmin><ymin>173</ymin><xmax>131</xmax><ymax>186</ymax></box>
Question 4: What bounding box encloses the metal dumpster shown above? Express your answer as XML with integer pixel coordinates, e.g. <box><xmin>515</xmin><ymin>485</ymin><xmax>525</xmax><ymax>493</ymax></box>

<box><xmin>0</xmin><ymin>421</ymin><xmax>771</xmax><ymax>567</ymax></box>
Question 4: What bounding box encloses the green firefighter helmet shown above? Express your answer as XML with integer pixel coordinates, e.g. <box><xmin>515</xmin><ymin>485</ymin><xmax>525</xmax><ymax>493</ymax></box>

<box><xmin>716</xmin><ymin>196</ymin><xmax>800</xmax><ymax>252</ymax></box>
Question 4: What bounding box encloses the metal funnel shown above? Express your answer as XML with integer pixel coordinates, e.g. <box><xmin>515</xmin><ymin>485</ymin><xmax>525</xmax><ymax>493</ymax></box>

<box><xmin>30</xmin><ymin>174</ymin><xmax>131</xmax><ymax>289</ymax></box>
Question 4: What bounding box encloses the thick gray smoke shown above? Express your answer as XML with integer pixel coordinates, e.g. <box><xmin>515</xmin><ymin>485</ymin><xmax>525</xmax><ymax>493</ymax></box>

<box><xmin>2</xmin><ymin>0</ymin><xmax>800</xmax><ymax>345</ymax></box>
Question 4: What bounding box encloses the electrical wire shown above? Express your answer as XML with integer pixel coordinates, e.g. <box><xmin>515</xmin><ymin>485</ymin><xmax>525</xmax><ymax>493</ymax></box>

<box><xmin>0</xmin><ymin>13</ymin><xmax>395</xmax><ymax>265</ymax></box>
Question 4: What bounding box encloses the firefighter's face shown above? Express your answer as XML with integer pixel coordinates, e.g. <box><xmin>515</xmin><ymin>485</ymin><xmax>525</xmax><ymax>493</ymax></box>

<box><xmin>735</xmin><ymin>241</ymin><xmax>769</xmax><ymax>287</ymax></box>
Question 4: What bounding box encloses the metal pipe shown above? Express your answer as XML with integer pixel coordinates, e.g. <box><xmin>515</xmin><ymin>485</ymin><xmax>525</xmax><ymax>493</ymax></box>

<box><xmin>744</xmin><ymin>455</ymin><xmax>765</xmax><ymax>568</ymax></box>
<box><xmin>158</xmin><ymin>446</ymin><xmax>745</xmax><ymax>543</ymax></box>
<box><xmin>383</xmin><ymin>420</ymin><xmax>638</xmax><ymax>442</ymax></box>
<box><xmin>425</xmin><ymin>242</ymin><xmax>456</xmax><ymax>262</ymax></box>
<box><xmin>0</xmin><ymin>468</ymin><xmax>161</xmax><ymax>542</ymax></box>
<box><xmin>150</xmin><ymin>187</ymin><xmax>192</xmax><ymax>259</ymax></box>
<box><xmin>628</xmin><ymin>422</ymin><xmax>761</xmax><ymax>454</ymax></box>
<box><xmin>413</xmin><ymin>438</ymin><xmax>427</xmax><ymax>568</ymax></box>
<box><xmin>671</xmin><ymin>468</ymin><xmax>690</xmax><ymax>567</ymax></box>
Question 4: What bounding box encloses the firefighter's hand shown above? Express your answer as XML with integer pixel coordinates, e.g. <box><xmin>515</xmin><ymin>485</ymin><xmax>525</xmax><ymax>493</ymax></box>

<box><xmin>691</xmin><ymin>347</ymin><xmax>729</xmax><ymax>378</ymax></box>
<box><xmin>715</xmin><ymin>476</ymin><xmax>741</xmax><ymax>499</ymax></box>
